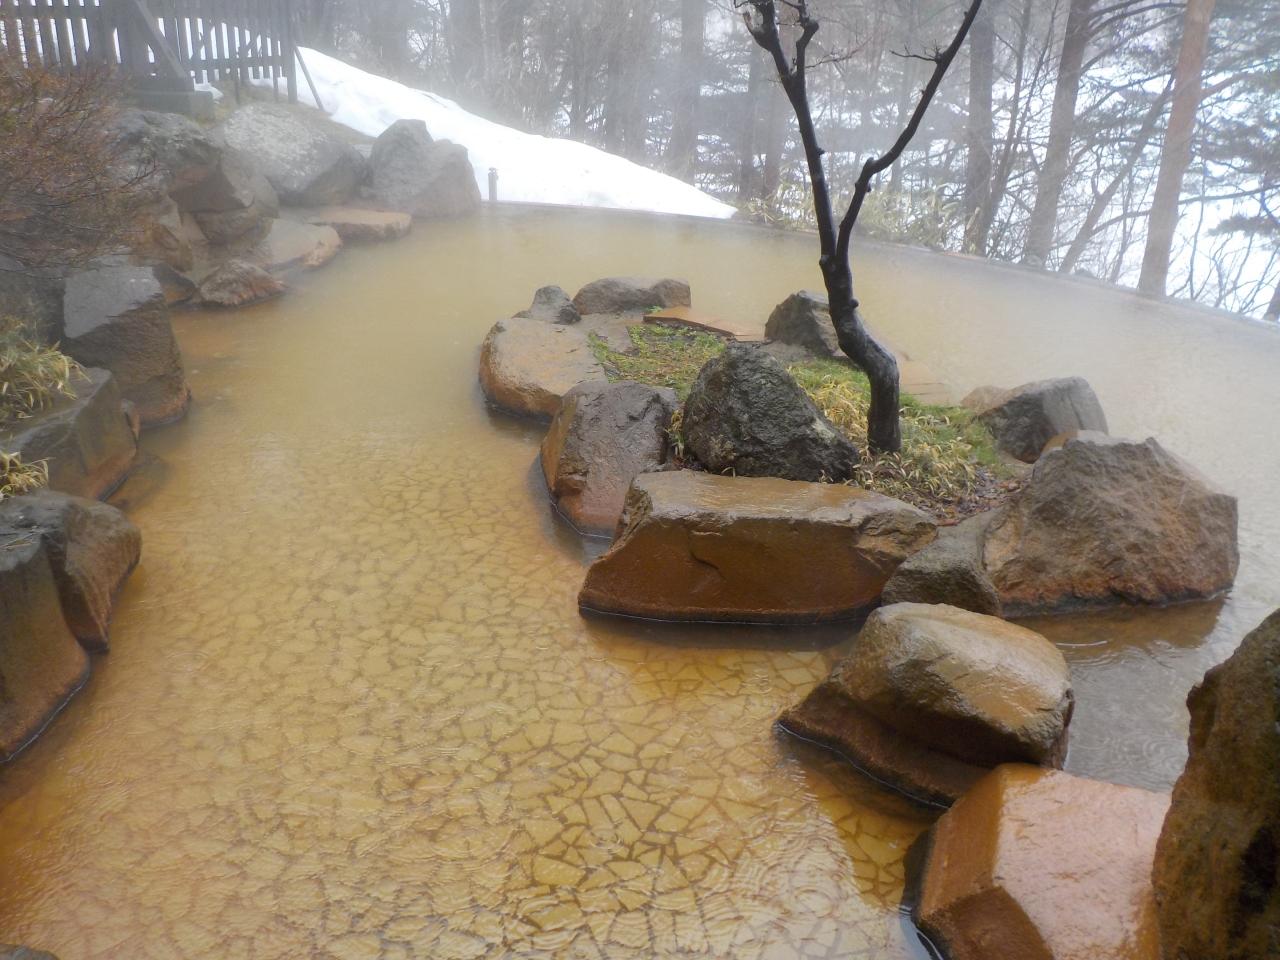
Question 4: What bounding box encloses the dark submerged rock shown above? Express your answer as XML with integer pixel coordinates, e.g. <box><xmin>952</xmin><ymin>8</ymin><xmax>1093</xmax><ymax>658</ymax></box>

<box><xmin>541</xmin><ymin>380</ymin><xmax>677</xmax><ymax>536</ymax></box>
<box><xmin>60</xmin><ymin>268</ymin><xmax>189</xmax><ymax>426</ymax></box>
<box><xmin>1152</xmin><ymin>609</ymin><xmax>1280</xmax><ymax>960</ymax></box>
<box><xmin>681</xmin><ymin>343</ymin><xmax>860</xmax><ymax>482</ymax></box>
<box><xmin>0</xmin><ymin>491</ymin><xmax>140</xmax><ymax>653</ymax></box>
<box><xmin>973</xmin><ymin>376</ymin><xmax>1108</xmax><ymax>463</ymax></box>
<box><xmin>367</xmin><ymin>119</ymin><xmax>481</xmax><ymax>220</ymax></box>
<box><xmin>764</xmin><ymin>290</ymin><xmax>841</xmax><ymax>357</ymax></box>
<box><xmin>571</xmin><ymin>276</ymin><xmax>691</xmax><ymax>316</ymax></box>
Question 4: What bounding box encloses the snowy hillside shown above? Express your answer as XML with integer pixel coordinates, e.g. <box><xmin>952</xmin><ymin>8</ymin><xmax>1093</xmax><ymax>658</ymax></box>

<box><xmin>255</xmin><ymin>49</ymin><xmax>736</xmax><ymax>220</ymax></box>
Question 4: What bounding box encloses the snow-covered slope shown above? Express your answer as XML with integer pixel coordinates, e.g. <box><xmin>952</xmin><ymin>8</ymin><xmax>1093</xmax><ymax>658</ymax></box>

<box><xmin>257</xmin><ymin>49</ymin><xmax>735</xmax><ymax>220</ymax></box>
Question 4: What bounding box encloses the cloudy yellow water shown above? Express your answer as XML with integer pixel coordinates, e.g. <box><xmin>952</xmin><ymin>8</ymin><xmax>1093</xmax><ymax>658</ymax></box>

<box><xmin>0</xmin><ymin>206</ymin><xmax>1277</xmax><ymax>959</ymax></box>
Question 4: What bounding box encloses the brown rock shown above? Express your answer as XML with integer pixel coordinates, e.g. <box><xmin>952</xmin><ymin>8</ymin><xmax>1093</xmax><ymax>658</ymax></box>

<box><xmin>984</xmin><ymin>432</ymin><xmax>1239</xmax><ymax>614</ymax></box>
<box><xmin>195</xmin><ymin>202</ymin><xmax>267</xmax><ymax>246</ymax></box>
<box><xmin>1152</xmin><ymin>609</ymin><xmax>1280</xmax><ymax>960</ymax></box>
<box><xmin>764</xmin><ymin>290</ymin><xmax>840</xmax><ymax>357</ymax></box>
<box><xmin>572</xmin><ymin>277</ymin><xmax>691</xmax><ymax>316</ymax></box>
<box><xmin>578</xmin><ymin>471</ymin><xmax>935</xmax><ymax>623</ymax></box>
<box><xmin>881</xmin><ymin>512</ymin><xmax>1002</xmax><ymax>616</ymax></box>
<box><xmin>150</xmin><ymin>264</ymin><xmax>196</xmax><ymax>305</ymax></box>
<box><xmin>515</xmin><ymin>285</ymin><xmax>581</xmax><ymax>325</ymax></box>
<box><xmin>249</xmin><ymin>220</ymin><xmax>342</xmax><ymax>272</ymax></box>
<box><xmin>477</xmin><ymin>317</ymin><xmax>607</xmax><ymax>421</ymax></box>
<box><xmin>0</xmin><ymin>491</ymin><xmax>140</xmax><ymax>653</ymax></box>
<box><xmin>304</xmin><ymin>207</ymin><xmax>412</xmax><ymax>243</ymax></box>
<box><xmin>960</xmin><ymin>384</ymin><xmax>1010</xmax><ymax>412</ymax></box>
<box><xmin>0</xmin><ymin>368</ymin><xmax>137</xmax><ymax>501</ymax></box>
<box><xmin>0</xmin><ymin>535</ymin><xmax>90</xmax><ymax>762</ymax></box>
<box><xmin>541</xmin><ymin>381</ymin><xmax>678</xmax><ymax>536</ymax></box>
<box><xmin>59</xmin><ymin>268</ymin><xmax>189</xmax><ymax>426</ymax></box>
<box><xmin>126</xmin><ymin>197</ymin><xmax>195</xmax><ymax>272</ymax></box>
<box><xmin>194</xmin><ymin>259</ymin><xmax>287</xmax><ymax>309</ymax></box>
<box><xmin>915</xmin><ymin>765</ymin><xmax>1168</xmax><ymax>960</ymax></box>
<box><xmin>976</xmin><ymin>376</ymin><xmax>1109</xmax><ymax>463</ymax></box>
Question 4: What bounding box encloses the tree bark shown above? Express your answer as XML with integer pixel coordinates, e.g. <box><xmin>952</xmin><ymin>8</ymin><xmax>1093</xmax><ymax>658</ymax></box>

<box><xmin>1266</xmin><ymin>278</ymin><xmax>1280</xmax><ymax>321</ymax></box>
<box><xmin>760</xmin><ymin>76</ymin><xmax>787</xmax><ymax>209</ymax></box>
<box><xmin>1137</xmin><ymin>0</ymin><xmax>1218</xmax><ymax>297</ymax></box>
<box><xmin>1022</xmin><ymin>0</ymin><xmax>1094</xmax><ymax>266</ymax></box>
<box><xmin>737</xmin><ymin>46</ymin><xmax>765</xmax><ymax>201</ymax></box>
<box><xmin>963</xmin><ymin>0</ymin><xmax>996</xmax><ymax>254</ymax></box>
<box><xmin>665</xmin><ymin>0</ymin><xmax>706</xmax><ymax>181</ymax></box>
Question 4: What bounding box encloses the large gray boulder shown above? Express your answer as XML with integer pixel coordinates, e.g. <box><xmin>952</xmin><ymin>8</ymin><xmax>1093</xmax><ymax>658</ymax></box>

<box><xmin>516</xmin><ymin>285</ymin><xmax>581</xmax><ymax>325</ymax></box>
<box><xmin>0</xmin><ymin>534</ymin><xmax>90</xmax><ymax>763</ymax></box>
<box><xmin>0</xmin><ymin>491</ymin><xmax>140</xmax><ymax>653</ymax></box>
<box><xmin>0</xmin><ymin>367</ymin><xmax>137</xmax><ymax>501</ymax></box>
<box><xmin>110</xmin><ymin>108</ymin><xmax>221</xmax><ymax>197</ymax></box>
<box><xmin>984</xmin><ymin>432</ymin><xmax>1238</xmax><ymax>613</ymax></box>
<box><xmin>764</xmin><ymin>290</ymin><xmax>840</xmax><ymax>357</ymax></box>
<box><xmin>60</xmin><ymin>267</ymin><xmax>189</xmax><ymax>426</ymax></box>
<box><xmin>214</xmin><ymin>103</ymin><xmax>364</xmax><ymax>207</ymax></box>
<box><xmin>881</xmin><ymin>512</ymin><xmax>1002</xmax><ymax>617</ymax></box>
<box><xmin>579</xmin><ymin>471</ymin><xmax>935</xmax><ymax>623</ymax></box>
<box><xmin>572</xmin><ymin>276</ymin><xmax>691</xmax><ymax>316</ymax></box>
<box><xmin>478</xmin><ymin>318</ymin><xmax>607</xmax><ymax>421</ymax></box>
<box><xmin>541</xmin><ymin>381</ymin><xmax>678</xmax><ymax>536</ymax></box>
<box><xmin>781</xmin><ymin>604</ymin><xmax>1072</xmax><ymax>805</ymax></box>
<box><xmin>969</xmin><ymin>377</ymin><xmax>1109</xmax><ymax>463</ymax></box>
<box><xmin>681</xmin><ymin>343</ymin><xmax>860</xmax><ymax>482</ymax></box>
<box><xmin>1152</xmin><ymin>609</ymin><xmax>1280</xmax><ymax>960</ymax></box>
<box><xmin>367</xmin><ymin>119</ymin><xmax>480</xmax><ymax>220</ymax></box>
<box><xmin>170</xmin><ymin>147</ymin><xmax>278</xmax><ymax>219</ymax></box>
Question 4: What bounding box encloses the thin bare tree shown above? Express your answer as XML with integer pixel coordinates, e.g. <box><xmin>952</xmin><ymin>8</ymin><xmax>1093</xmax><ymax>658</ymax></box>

<box><xmin>739</xmin><ymin>0</ymin><xmax>984</xmax><ymax>453</ymax></box>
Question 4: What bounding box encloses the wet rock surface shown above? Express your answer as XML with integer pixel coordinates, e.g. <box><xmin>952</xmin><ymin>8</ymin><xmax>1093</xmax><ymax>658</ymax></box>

<box><xmin>249</xmin><ymin>220</ymin><xmax>342</xmax><ymax>273</ymax></box>
<box><xmin>194</xmin><ymin>259</ymin><xmax>287</xmax><ymax>309</ymax></box>
<box><xmin>0</xmin><ymin>491</ymin><xmax>140</xmax><ymax>653</ymax></box>
<box><xmin>572</xmin><ymin>276</ymin><xmax>691</xmax><ymax>316</ymax></box>
<box><xmin>367</xmin><ymin>119</ymin><xmax>481</xmax><ymax>220</ymax></box>
<box><xmin>1152</xmin><ymin>609</ymin><xmax>1280</xmax><ymax>960</ymax></box>
<box><xmin>682</xmin><ymin>344</ymin><xmax>861</xmax><ymax>482</ymax></box>
<box><xmin>0</xmin><ymin>368</ymin><xmax>136</xmax><ymax>501</ymax></box>
<box><xmin>781</xmin><ymin>604</ymin><xmax>1071</xmax><ymax>805</ymax></box>
<box><xmin>478</xmin><ymin>317</ymin><xmax>607</xmax><ymax>421</ymax></box>
<box><xmin>764</xmin><ymin>290</ymin><xmax>841</xmax><ymax>357</ymax></box>
<box><xmin>111</xmin><ymin>108</ymin><xmax>221</xmax><ymax>197</ymax></box>
<box><xmin>983</xmin><ymin>432</ymin><xmax>1239</xmax><ymax>613</ymax></box>
<box><xmin>516</xmin><ymin>285</ymin><xmax>581</xmax><ymax>325</ymax></box>
<box><xmin>0</xmin><ymin>535</ymin><xmax>90</xmax><ymax>763</ymax></box>
<box><xmin>302</xmin><ymin>207</ymin><xmax>412</xmax><ymax>243</ymax></box>
<box><xmin>126</xmin><ymin>197</ymin><xmax>194</xmax><ymax>272</ymax></box>
<box><xmin>579</xmin><ymin>471</ymin><xmax>935</xmax><ymax>623</ymax></box>
<box><xmin>881</xmin><ymin>514</ymin><xmax>1002</xmax><ymax>616</ymax></box>
<box><xmin>971</xmin><ymin>376</ymin><xmax>1109</xmax><ymax>463</ymax></box>
<box><xmin>60</xmin><ymin>267</ymin><xmax>189</xmax><ymax>426</ymax></box>
<box><xmin>214</xmin><ymin>103</ymin><xmax>365</xmax><ymax>207</ymax></box>
<box><xmin>0</xmin><ymin>945</ymin><xmax>61</xmax><ymax>960</ymax></box>
<box><xmin>541</xmin><ymin>381</ymin><xmax>677</xmax><ymax>536</ymax></box>
<box><xmin>915</xmin><ymin>765</ymin><xmax>1168</xmax><ymax>960</ymax></box>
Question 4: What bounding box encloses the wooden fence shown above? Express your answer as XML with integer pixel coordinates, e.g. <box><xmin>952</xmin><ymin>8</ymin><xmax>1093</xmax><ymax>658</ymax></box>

<box><xmin>0</xmin><ymin>0</ymin><xmax>297</xmax><ymax>100</ymax></box>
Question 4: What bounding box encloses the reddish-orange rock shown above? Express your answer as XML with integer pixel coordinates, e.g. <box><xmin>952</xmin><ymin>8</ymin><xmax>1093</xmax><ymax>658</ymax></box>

<box><xmin>915</xmin><ymin>765</ymin><xmax>1169</xmax><ymax>960</ymax></box>
<box><xmin>578</xmin><ymin>471</ymin><xmax>935</xmax><ymax>623</ymax></box>
<box><xmin>478</xmin><ymin>318</ymin><xmax>607</xmax><ymax>422</ymax></box>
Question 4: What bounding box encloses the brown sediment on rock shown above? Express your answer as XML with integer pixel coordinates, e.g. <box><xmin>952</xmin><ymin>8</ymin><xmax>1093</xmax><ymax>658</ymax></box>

<box><xmin>578</xmin><ymin>471</ymin><xmax>935</xmax><ymax>623</ymax></box>
<box><xmin>915</xmin><ymin>765</ymin><xmax>1168</xmax><ymax>960</ymax></box>
<box><xmin>478</xmin><ymin>317</ymin><xmax>607</xmax><ymax>421</ymax></box>
<box><xmin>303</xmin><ymin>207</ymin><xmax>412</xmax><ymax>243</ymax></box>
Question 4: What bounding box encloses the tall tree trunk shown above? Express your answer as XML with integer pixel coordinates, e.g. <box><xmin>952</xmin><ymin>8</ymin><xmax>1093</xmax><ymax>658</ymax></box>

<box><xmin>737</xmin><ymin>47</ymin><xmax>765</xmax><ymax>200</ymax></box>
<box><xmin>1022</xmin><ymin>0</ymin><xmax>1094</xmax><ymax>266</ymax></box>
<box><xmin>963</xmin><ymin>0</ymin><xmax>996</xmax><ymax>253</ymax></box>
<box><xmin>760</xmin><ymin>77</ymin><xmax>787</xmax><ymax>210</ymax></box>
<box><xmin>448</xmin><ymin>0</ymin><xmax>486</xmax><ymax>100</ymax></box>
<box><xmin>665</xmin><ymin>0</ymin><xmax>706</xmax><ymax>181</ymax></box>
<box><xmin>1138</xmin><ymin>0</ymin><xmax>1218</xmax><ymax>296</ymax></box>
<box><xmin>1266</xmin><ymin>278</ymin><xmax>1280</xmax><ymax>320</ymax></box>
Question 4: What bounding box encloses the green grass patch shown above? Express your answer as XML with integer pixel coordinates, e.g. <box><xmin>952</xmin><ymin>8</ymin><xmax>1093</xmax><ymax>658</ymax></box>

<box><xmin>588</xmin><ymin>323</ymin><xmax>726</xmax><ymax>400</ymax></box>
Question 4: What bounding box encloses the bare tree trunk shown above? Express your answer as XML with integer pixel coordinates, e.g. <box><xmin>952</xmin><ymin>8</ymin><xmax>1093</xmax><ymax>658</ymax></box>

<box><xmin>760</xmin><ymin>77</ymin><xmax>786</xmax><ymax>210</ymax></box>
<box><xmin>448</xmin><ymin>0</ymin><xmax>486</xmax><ymax>101</ymax></box>
<box><xmin>1022</xmin><ymin>0</ymin><xmax>1094</xmax><ymax>266</ymax></box>
<box><xmin>1266</xmin><ymin>278</ymin><xmax>1280</xmax><ymax>321</ymax></box>
<box><xmin>737</xmin><ymin>47</ymin><xmax>765</xmax><ymax>201</ymax></box>
<box><xmin>665</xmin><ymin>0</ymin><xmax>706</xmax><ymax>181</ymax></box>
<box><xmin>1138</xmin><ymin>0</ymin><xmax>1218</xmax><ymax>297</ymax></box>
<box><xmin>963</xmin><ymin>0</ymin><xmax>996</xmax><ymax>254</ymax></box>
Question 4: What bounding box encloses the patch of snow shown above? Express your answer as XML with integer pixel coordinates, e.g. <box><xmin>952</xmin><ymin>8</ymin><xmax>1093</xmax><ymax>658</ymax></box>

<box><xmin>254</xmin><ymin>48</ymin><xmax>735</xmax><ymax>220</ymax></box>
<box><xmin>195</xmin><ymin>81</ymin><xmax>224</xmax><ymax>101</ymax></box>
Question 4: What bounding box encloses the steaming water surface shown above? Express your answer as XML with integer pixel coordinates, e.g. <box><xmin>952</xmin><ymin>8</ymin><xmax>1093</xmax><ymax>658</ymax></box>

<box><xmin>1</xmin><ymin>206</ymin><xmax>1277</xmax><ymax>959</ymax></box>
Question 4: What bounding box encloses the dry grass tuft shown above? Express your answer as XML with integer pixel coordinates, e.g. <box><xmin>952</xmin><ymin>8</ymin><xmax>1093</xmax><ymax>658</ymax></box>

<box><xmin>0</xmin><ymin>450</ymin><xmax>47</xmax><ymax>501</ymax></box>
<box><xmin>0</xmin><ymin>315</ymin><xmax>80</xmax><ymax>432</ymax></box>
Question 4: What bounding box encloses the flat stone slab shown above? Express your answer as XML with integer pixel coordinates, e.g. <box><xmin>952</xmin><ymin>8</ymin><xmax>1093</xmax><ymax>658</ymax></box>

<box><xmin>0</xmin><ymin>368</ymin><xmax>136</xmax><ymax>501</ymax></box>
<box><xmin>478</xmin><ymin>317</ymin><xmax>607</xmax><ymax>421</ymax></box>
<box><xmin>916</xmin><ymin>765</ymin><xmax>1169</xmax><ymax>960</ymax></box>
<box><xmin>578</xmin><ymin>471</ymin><xmax>935</xmax><ymax>623</ymax></box>
<box><xmin>250</xmin><ymin>219</ymin><xmax>342</xmax><ymax>272</ymax></box>
<box><xmin>304</xmin><ymin>207</ymin><xmax>412</xmax><ymax>243</ymax></box>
